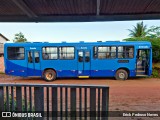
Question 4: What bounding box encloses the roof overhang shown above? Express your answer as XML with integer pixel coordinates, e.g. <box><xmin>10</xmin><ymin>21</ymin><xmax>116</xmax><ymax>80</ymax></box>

<box><xmin>0</xmin><ymin>34</ymin><xmax>10</xmax><ymax>41</ymax></box>
<box><xmin>0</xmin><ymin>0</ymin><xmax>160</xmax><ymax>22</ymax></box>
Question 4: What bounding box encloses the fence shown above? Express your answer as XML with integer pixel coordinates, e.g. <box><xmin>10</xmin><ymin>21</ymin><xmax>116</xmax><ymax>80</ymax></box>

<box><xmin>0</xmin><ymin>83</ymin><xmax>109</xmax><ymax>120</ymax></box>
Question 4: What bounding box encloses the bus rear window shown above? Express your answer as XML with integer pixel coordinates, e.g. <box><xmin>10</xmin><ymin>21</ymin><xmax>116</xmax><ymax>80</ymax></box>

<box><xmin>7</xmin><ymin>47</ymin><xmax>25</xmax><ymax>60</ymax></box>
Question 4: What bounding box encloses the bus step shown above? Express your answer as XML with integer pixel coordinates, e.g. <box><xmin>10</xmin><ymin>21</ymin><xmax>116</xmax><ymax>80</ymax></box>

<box><xmin>78</xmin><ymin>76</ymin><xmax>89</xmax><ymax>78</ymax></box>
<box><xmin>136</xmin><ymin>70</ymin><xmax>145</xmax><ymax>72</ymax></box>
<box><xmin>137</xmin><ymin>65</ymin><xmax>144</xmax><ymax>68</ymax></box>
<box><xmin>137</xmin><ymin>67</ymin><xmax>145</xmax><ymax>71</ymax></box>
<box><xmin>136</xmin><ymin>74</ymin><xmax>148</xmax><ymax>77</ymax></box>
<box><xmin>136</xmin><ymin>70</ymin><xmax>146</xmax><ymax>75</ymax></box>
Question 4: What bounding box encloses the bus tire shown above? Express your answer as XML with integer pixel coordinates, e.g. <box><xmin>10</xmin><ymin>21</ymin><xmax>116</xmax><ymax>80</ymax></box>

<box><xmin>43</xmin><ymin>69</ymin><xmax>56</xmax><ymax>81</ymax></box>
<box><xmin>115</xmin><ymin>69</ymin><xmax>128</xmax><ymax>80</ymax></box>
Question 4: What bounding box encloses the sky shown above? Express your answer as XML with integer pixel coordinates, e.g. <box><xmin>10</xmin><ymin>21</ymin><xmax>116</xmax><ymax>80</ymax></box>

<box><xmin>0</xmin><ymin>20</ymin><xmax>160</xmax><ymax>43</ymax></box>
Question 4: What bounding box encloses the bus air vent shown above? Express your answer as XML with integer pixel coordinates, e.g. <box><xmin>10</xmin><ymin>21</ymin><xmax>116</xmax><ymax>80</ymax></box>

<box><xmin>79</xmin><ymin>41</ymin><xmax>84</xmax><ymax>43</ymax></box>
<box><xmin>106</xmin><ymin>41</ymin><xmax>120</xmax><ymax>42</ymax></box>
<box><xmin>33</xmin><ymin>42</ymin><xmax>42</xmax><ymax>43</ymax></box>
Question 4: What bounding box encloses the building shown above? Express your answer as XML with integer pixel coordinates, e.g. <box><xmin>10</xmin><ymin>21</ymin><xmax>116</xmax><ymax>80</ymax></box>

<box><xmin>0</xmin><ymin>33</ymin><xmax>10</xmax><ymax>56</ymax></box>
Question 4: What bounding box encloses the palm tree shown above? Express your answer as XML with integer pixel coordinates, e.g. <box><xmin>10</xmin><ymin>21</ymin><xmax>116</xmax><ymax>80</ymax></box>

<box><xmin>128</xmin><ymin>21</ymin><xmax>148</xmax><ymax>38</ymax></box>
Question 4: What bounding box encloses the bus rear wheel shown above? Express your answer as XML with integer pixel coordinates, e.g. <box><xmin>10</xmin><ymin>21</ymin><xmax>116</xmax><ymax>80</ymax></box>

<box><xmin>43</xmin><ymin>69</ymin><xmax>56</xmax><ymax>81</ymax></box>
<box><xmin>115</xmin><ymin>69</ymin><xmax>128</xmax><ymax>80</ymax></box>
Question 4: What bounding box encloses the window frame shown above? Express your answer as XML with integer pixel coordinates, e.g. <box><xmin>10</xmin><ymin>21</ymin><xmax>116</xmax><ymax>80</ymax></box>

<box><xmin>94</xmin><ymin>46</ymin><xmax>117</xmax><ymax>59</ymax></box>
<box><xmin>42</xmin><ymin>46</ymin><xmax>58</xmax><ymax>60</ymax></box>
<box><xmin>117</xmin><ymin>46</ymin><xmax>134</xmax><ymax>59</ymax></box>
<box><xmin>7</xmin><ymin>47</ymin><xmax>25</xmax><ymax>60</ymax></box>
<box><xmin>93</xmin><ymin>46</ymin><xmax>98</xmax><ymax>59</ymax></box>
<box><xmin>59</xmin><ymin>46</ymin><xmax>75</xmax><ymax>60</ymax></box>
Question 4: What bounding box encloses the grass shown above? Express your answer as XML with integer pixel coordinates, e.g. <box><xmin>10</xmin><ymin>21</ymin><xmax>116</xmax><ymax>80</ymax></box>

<box><xmin>153</xmin><ymin>62</ymin><xmax>160</xmax><ymax>69</ymax></box>
<box><xmin>0</xmin><ymin>71</ymin><xmax>5</xmax><ymax>74</ymax></box>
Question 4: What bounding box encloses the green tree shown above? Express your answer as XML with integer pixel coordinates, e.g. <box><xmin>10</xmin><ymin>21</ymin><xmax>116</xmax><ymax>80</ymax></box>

<box><xmin>148</xmin><ymin>26</ymin><xmax>160</xmax><ymax>38</ymax></box>
<box><xmin>128</xmin><ymin>21</ymin><xmax>148</xmax><ymax>38</ymax></box>
<box><xmin>13</xmin><ymin>32</ymin><xmax>27</xmax><ymax>42</ymax></box>
<box><xmin>125</xmin><ymin>22</ymin><xmax>160</xmax><ymax>62</ymax></box>
<box><xmin>124</xmin><ymin>37</ymin><xmax>160</xmax><ymax>62</ymax></box>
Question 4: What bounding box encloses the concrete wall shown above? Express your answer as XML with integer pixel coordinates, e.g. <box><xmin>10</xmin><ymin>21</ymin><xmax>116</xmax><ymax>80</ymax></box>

<box><xmin>0</xmin><ymin>43</ymin><xmax>4</xmax><ymax>55</ymax></box>
<box><xmin>0</xmin><ymin>56</ymin><xmax>4</xmax><ymax>72</ymax></box>
<box><xmin>0</xmin><ymin>35</ymin><xmax>8</xmax><ymax>55</ymax></box>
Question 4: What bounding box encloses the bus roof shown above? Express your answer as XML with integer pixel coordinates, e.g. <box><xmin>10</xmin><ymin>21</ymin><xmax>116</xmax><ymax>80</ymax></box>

<box><xmin>4</xmin><ymin>41</ymin><xmax>151</xmax><ymax>47</ymax></box>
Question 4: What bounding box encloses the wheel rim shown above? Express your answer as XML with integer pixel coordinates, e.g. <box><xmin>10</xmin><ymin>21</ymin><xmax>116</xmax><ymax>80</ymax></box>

<box><xmin>119</xmin><ymin>72</ymin><xmax>125</xmax><ymax>79</ymax></box>
<box><xmin>46</xmin><ymin>72</ymin><xmax>53</xmax><ymax>81</ymax></box>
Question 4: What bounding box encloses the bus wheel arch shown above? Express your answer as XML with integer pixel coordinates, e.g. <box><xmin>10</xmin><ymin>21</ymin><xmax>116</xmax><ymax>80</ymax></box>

<box><xmin>43</xmin><ymin>68</ymin><xmax>57</xmax><ymax>82</ymax></box>
<box><xmin>115</xmin><ymin>68</ymin><xmax>129</xmax><ymax>80</ymax></box>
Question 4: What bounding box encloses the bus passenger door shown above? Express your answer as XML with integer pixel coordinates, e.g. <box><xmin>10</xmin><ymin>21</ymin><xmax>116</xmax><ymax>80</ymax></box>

<box><xmin>78</xmin><ymin>50</ymin><xmax>91</xmax><ymax>77</ymax></box>
<box><xmin>136</xmin><ymin>49</ymin><xmax>150</xmax><ymax>76</ymax></box>
<box><xmin>27</xmin><ymin>51</ymin><xmax>41</xmax><ymax>76</ymax></box>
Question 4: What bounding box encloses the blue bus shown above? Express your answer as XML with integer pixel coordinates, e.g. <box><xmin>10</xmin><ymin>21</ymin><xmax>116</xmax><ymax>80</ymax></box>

<box><xmin>4</xmin><ymin>41</ymin><xmax>152</xmax><ymax>81</ymax></box>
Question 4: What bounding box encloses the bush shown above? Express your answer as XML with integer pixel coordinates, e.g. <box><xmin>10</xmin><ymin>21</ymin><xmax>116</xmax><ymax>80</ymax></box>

<box><xmin>152</xmin><ymin>62</ymin><xmax>160</xmax><ymax>78</ymax></box>
<box><xmin>152</xmin><ymin>68</ymin><xmax>159</xmax><ymax>78</ymax></box>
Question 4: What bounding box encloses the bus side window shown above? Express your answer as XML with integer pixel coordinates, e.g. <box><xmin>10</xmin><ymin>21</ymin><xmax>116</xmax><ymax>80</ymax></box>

<box><xmin>43</xmin><ymin>53</ymin><xmax>49</xmax><ymax>59</ymax></box>
<box><xmin>106</xmin><ymin>53</ymin><xmax>110</xmax><ymax>58</ymax></box>
<box><xmin>35</xmin><ymin>52</ymin><xmax>40</xmax><ymax>63</ymax></box>
<box><xmin>85</xmin><ymin>51</ymin><xmax>90</xmax><ymax>62</ymax></box>
<box><xmin>79</xmin><ymin>56</ymin><xmax>83</xmax><ymax>62</ymax></box>
<box><xmin>118</xmin><ymin>46</ymin><xmax>134</xmax><ymax>59</ymax></box>
<box><xmin>28</xmin><ymin>52</ymin><xmax>33</xmax><ymax>63</ymax></box>
<box><xmin>93</xmin><ymin>46</ymin><xmax>97</xmax><ymax>58</ymax></box>
<box><xmin>78</xmin><ymin>51</ymin><xmax>83</xmax><ymax>62</ymax></box>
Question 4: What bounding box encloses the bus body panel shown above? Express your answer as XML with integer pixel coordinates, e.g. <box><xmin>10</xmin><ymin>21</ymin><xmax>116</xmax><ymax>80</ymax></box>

<box><xmin>41</xmin><ymin>60</ymin><xmax>78</xmax><ymax>77</ymax></box>
<box><xmin>4</xmin><ymin>41</ymin><xmax>152</xmax><ymax>79</ymax></box>
<box><xmin>5</xmin><ymin>60</ymin><xmax>27</xmax><ymax>76</ymax></box>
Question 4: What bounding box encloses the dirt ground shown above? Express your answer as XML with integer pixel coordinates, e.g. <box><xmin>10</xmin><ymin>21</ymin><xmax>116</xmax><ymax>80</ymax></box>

<box><xmin>0</xmin><ymin>55</ymin><xmax>159</xmax><ymax>119</ymax></box>
<box><xmin>0</xmin><ymin>74</ymin><xmax>160</xmax><ymax>119</ymax></box>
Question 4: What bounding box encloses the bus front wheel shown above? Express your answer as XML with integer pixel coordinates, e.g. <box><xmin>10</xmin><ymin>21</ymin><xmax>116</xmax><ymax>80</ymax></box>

<box><xmin>43</xmin><ymin>69</ymin><xmax>56</xmax><ymax>81</ymax></box>
<box><xmin>115</xmin><ymin>69</ymin><xmax>128</xmax><ymax>80</ymax></box>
